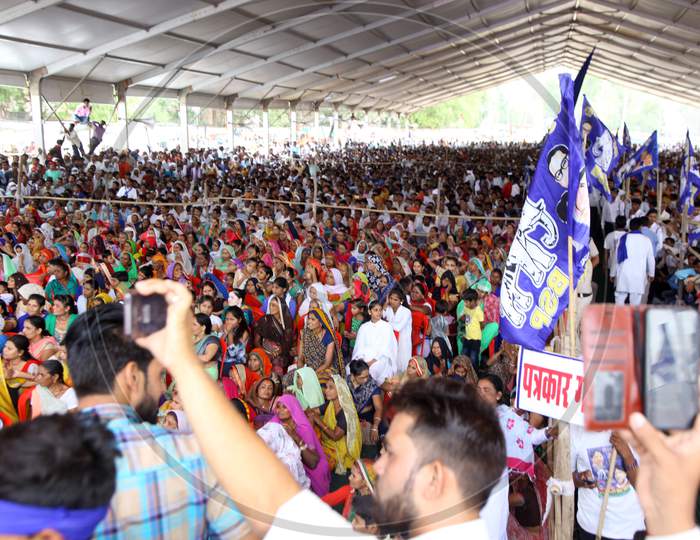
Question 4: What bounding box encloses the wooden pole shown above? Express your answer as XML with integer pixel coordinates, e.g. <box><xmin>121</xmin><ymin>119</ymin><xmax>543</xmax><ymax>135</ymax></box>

<box><xmin>311</xmin><ymin>172</ymin><xmax>318</xmax><ymax>222</ymax></box>
<box><xmin>595</xmin><ymin>448</ymin><xmax>618</xmax><ymax>540</ymax></box>
<box><xmin>551</xmin><ymin>131</ymin><xmax>585</xmax><ymax>540</ymax></box>
<box><xmin>656</xmin><ymin>170</ymin><xmax>662</xmax><ymax>214</ymax></box>
<box><xmin>680</xmin><ymin>207</ymin><xmax>689</xmax><ymax>305</ymax></box>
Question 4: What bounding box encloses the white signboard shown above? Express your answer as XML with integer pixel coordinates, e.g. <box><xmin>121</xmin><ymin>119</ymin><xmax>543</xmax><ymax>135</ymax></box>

<box><xmin>516</xmin><ymin>347</ymin><xmax>584</xmax><ymax>425</ymax></box>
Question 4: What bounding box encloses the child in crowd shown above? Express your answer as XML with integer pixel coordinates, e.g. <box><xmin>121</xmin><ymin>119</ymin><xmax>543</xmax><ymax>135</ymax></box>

<box><xmin>345</xmin><ymin>300</ymin><xmax>367</xmax><ymax>351</ymax></box>
<box><xmin>457</xmin><ymin>289</ymin><xmax>484</xmax><ymax>369</ymax></box>
<box><xmin>429</xmin><ymin>299</ymin><xmax>453</xmax><ymax>353</ymax></box>
<box><xmin>197</xmin><ymin>295</ymin><xmax>223</xmax><ymax>335</ymax></box>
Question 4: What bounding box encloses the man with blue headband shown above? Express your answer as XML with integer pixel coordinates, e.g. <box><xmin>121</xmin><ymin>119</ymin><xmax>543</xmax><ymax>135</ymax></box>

<box><xmin>0</xmin><ymin>414</ymin><xmax>119</xmax><ymax>539</ymax></box>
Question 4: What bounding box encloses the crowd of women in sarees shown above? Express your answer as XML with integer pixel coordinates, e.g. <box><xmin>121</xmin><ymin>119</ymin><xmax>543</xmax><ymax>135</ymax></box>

<box><xmin>0</xmin><ymin>140</ymin><xmax>568</xmax><ymax>537</ymax></box>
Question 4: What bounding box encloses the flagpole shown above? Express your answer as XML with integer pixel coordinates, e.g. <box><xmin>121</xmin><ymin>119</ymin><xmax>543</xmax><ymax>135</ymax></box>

<box><xmin>681</xmin><ymin>205</ymin><xmax>689</xmax><ymax>305</ymax></box>
<box><xmin>656</xmin><ymin>168</ymin><xmax>662</xmax><ymax>214</ymax></box>
<box><xmin>552</xmin><ymin>129</ymin><xmax>585</xmax><ymax>540</ymax></box>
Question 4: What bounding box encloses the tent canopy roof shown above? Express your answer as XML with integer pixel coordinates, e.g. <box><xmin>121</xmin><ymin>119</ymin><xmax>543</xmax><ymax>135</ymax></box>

<box><xmin>1</xmin><ymin>0</ymin><xmax>699</xmax><ymax>112</ymax></box>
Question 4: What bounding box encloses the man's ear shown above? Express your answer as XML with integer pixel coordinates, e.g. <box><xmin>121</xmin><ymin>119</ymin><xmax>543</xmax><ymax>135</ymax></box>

<box><xmin>114</xmin><ymin>360</ymin><xmax>143</xmax><ymax>402</ymax></box>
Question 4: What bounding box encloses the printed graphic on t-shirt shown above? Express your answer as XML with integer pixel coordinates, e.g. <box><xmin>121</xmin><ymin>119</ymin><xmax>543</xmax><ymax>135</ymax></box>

<box><xmin>587</xmin><ymin>446</ymin><xmax>631</xmax><ymax>497</ymax></box>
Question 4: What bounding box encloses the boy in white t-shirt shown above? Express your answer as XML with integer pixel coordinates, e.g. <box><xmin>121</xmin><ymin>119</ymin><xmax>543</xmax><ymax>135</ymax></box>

<box><xmin>570</xmin><ymin>425</ymin><xmax>645</xmax><ymax>539</ymax></box>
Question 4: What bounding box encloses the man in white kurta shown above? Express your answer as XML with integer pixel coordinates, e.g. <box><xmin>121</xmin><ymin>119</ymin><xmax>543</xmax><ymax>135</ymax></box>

<box><xmin>614</xmin><ymin>218</ymin><xmax>655</xmax><ymax>306</ymax></box>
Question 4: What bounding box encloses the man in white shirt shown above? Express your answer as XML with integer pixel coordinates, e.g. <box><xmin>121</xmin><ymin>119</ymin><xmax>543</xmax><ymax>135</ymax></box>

<box><xmin>615</xmin><ymin>217</ymin><xmax>655</xmax><ymax>305</ymax></box>
<box><xmin>570</xmin><ymin>425</ymin><xmax>645</xmax><ymax>539</ymax></box>
<box><xmin>602</xmin><ymin>188</ymin><xmax>625</xmax><ymax>235</ymax></box>
<box><xmin>116</xmin><ymin>179</ymin><xmax>138</xmax><ymax>200</ymax></box>
<box><xmin>575</xmin><ymin>239</ymin><xmax>599</xmax><ymax>353</ymax></box>
<box><xmin>604</xmin><ymin>216</ymin><xmax>627</xmax><ymax>300</ymax></box>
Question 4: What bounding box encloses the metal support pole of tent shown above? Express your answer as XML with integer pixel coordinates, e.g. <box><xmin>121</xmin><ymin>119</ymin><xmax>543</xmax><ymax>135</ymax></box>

<box><xmin>225</xmin><ymin>95</ymin><xmax>236</xmax><ymax>151</ymax></box>
<box><xmin>28</xmin><ymin>69</ymin><xmax>46</xmax><ymax>154</ymax></box>
<box><xmin>178</xmin><ymin>87</ymin><xmax>191</xmax><ymax>152</ymax></box>
<box><xmin>115</xmin><ymin>81</ymin><xmax>130</xmax><ymax>150</ymax></box>
<box><xmin>261</xmin><ymin>99</ymin><xmax>271</xmax><ymax>158</ymax></box>
<box><xmin>332</xmin><ymin>104</ymin><xmax>339</xmax><ymax>146</ymax></box>
<box><xmin>313</xmin><ymin>102</ymin><xmax>320</xmax><ymax>141</ymax></box>
<box><xmin>289</xmin><ymin>100</ymin><xmax>298</xmax><ymax>146</ymax></box>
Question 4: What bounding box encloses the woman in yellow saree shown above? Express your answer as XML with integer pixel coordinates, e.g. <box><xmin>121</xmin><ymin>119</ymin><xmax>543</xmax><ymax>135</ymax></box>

<box><xmin>312</xmin><ymin>374</ymin><xmax>362</xmax><ymax>475</ymax></box>
<box><xmin>0</xmin><ymin>360</ymin><xmax>18</xmax><ymax>424</ymax></box>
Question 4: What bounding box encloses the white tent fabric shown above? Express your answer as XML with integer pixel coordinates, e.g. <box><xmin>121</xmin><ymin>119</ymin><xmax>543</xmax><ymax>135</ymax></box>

<box><xmin>0</xmin><ymin>0</ymin><xmax>699</xmax><ymax>112</ymax></box>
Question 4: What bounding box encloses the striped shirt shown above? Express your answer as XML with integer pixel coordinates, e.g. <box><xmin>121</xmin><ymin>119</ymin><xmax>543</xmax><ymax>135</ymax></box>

<box><xmin>85</xmin><ymin>404</ymin><xmax>250</xmax><ymax>539</ymax></box>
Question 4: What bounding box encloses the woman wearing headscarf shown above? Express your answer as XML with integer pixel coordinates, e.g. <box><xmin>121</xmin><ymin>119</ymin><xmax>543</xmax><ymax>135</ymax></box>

<box><xmin>214</xmin><ymin>244</ymin><xmax>237</xmax><ymax>273</ymax></box>
<box><xmin>448</xmin><ymin>355</ymin><xmax>479</xmax><ymax>385</ymax></box>
<box><xmin>271</xmin><ymin>394</ymin><xmax>330</xmax><ymax>496</ymax></box>
<box><xmin>365</xmin><ymin>252</ymin><xmax>396</xmax><ymax>304</ymax></box>
<box><xmin>165</xmin><ymin>262</ymin><xmax>190</xmax><ymax>286</ymax></box>
<box><xmin>244</xmin><ymin>348</ymin><xmax>272</xmax><ymax>393</ymax></box>
<box><xmin>246</xmin><ymin>376</ymin><xmax>275</xmax><ymax>425</ymax></box>
<box><xmin>257</xmin><ymin>421</ymin><xmax>310</xmax><ymax>490</ymax></box>
<box><xmin>321</xmin><ymin>459</ymin><xmax>376</xmax><ymax>520</ymax></box>
<box><xmin>298</xmin><ymin>308</ymin><xmax>344</xmax><ymax>385</ymax></box>
<box><xmin>465</xmin><ymin>256</ymin><xmax>488</xmax><ymax>289</ymax></box>
<box><xmin>168</xmin><ymin>240</ymin><xmax>193</xmax><ymax>275</ymax></box>
<box><xmin>399</xmin><ymin>355</ymin><xmax>430</xmax><ymax>386</ymax></box>
<box><xmin>324</xmin><ymin>268</ymin><xmax>350</xmax><ymax>306</ymax></box>
<box><xmin>349</xmin><ymin>240</ymin><xmax>368</xmax><ymax>268</ymax></box>
<box><xmin>288</xmin><ymin>366</ymin><xmax>324</xmax><ymax>412</ymax></box>
<box><xmin>297</xmin><ymin>283</ymin><xmax>332</xmax><ymax>320</ymax></box>
<box><xmin>312</xmin><ymin>374</ymin><xmax>362</xmax><ymax>476</ymax></box>
<box><xmin>254</xmin><ymin>296</ymin><xmax>294</xmax><ymax>375</ymax></box>
<box><xmin>113</xmin><ymin>250</ymin><xmax>138</xmax><ymax>285</ymax></box>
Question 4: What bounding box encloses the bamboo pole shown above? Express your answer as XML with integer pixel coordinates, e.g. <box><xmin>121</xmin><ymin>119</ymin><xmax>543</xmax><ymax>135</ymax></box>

<box><xmin>595</xmin><ymin>448</ymin><xmax>618</xmax><ymax>540</ymax></box>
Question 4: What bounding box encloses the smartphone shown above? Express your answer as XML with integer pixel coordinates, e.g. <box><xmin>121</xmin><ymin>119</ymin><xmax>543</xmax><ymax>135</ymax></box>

<box><xmin>581</xmin><ymin>304</ymin><xmax>642</xmax><ymax>431</ymax></box>
<box><xmin>124</xmin><ymin>293</ymin><xmax>167</xmax><ymax>339</ymax></box>
<box><xmin>644</xmin><ymin>307</ymin><xmax>699</xmax><ymax>431</ymax></box>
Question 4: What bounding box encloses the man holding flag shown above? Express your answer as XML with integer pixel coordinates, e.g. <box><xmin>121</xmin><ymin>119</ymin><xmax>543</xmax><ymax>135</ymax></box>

<box><xmin>499</xmin><ymin>74</ymin><xmax>590</xmax><ymax>351</ymax></box>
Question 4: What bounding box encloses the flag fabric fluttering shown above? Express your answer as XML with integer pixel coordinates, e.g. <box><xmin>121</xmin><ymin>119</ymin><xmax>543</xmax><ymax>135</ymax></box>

<box><xmin>499</xmin><ymin>74</ymin><xmax>590</xmax><ymax>351</ymax></box>
<box><xmin>573</xmin><ymin>48</ymin><xmax>595</xmax><ymax>105</ymax></box>
<box><xmin>678</xmin><ymin>131</ymin><xmax>700</xmax><ymax>213</ymax></box>
<box><xmin>580</xmin><ymin>96</ymin><xmax>625</xmax><ymax>201</ymax></box>
<box><xmin>623</xmin><ymin>123</ymin><xmax>632</xmax><ymax>150</ymax></box>
<box><xmin>615</xmin><ymin>130</ymin><xmax>658</xmax><ymax>187</ymax></box>
<box><xmin>1</xmin><ymin>254</ymin><xmax>16</xmax><ymax>280</ymax></box>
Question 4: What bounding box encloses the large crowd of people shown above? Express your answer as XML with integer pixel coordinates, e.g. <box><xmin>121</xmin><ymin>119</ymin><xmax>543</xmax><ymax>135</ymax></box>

<box><xmin>0</xmin><ymin>135</ymin><xmax>698</xmax><ymax>540</ymax></box>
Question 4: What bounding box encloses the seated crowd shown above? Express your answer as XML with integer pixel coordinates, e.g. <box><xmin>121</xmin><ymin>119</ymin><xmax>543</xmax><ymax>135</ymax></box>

<box><xmin>0</xmin><ymin>139</ymin><xmax>696</xmax><ymax>539</ymax></box>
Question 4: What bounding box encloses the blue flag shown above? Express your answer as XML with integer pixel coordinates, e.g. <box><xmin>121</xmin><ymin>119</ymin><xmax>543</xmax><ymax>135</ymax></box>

<box><xmin>678</xmin><ymin>131</ymin><xmax>700</xmax><ymax>213</ymax></box>
<box><xmin>615</xmin><ymin>130</ymin><xmax>658</xmax><ymax>187</ymax></box>
<box><xmin>499</xmin><ymin>74</ymin><xmax>590</xmax><ymax>351</ymax></box>
<box><xmin>623</xmin><ymin>123</ymin><xmax>632</xmax><ymax>150</ymax></box>
<box><xmin>581</xmin><ymin>96</ymin><xmax>624</xmax><ymax>202</ymax></box>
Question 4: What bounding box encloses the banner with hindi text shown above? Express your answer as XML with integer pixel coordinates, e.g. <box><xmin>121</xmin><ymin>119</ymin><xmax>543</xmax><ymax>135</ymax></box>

<box><xmin>516</xmin><ymin>347</ymin><xmax>584</xmax><ymax>425</ymax></box>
